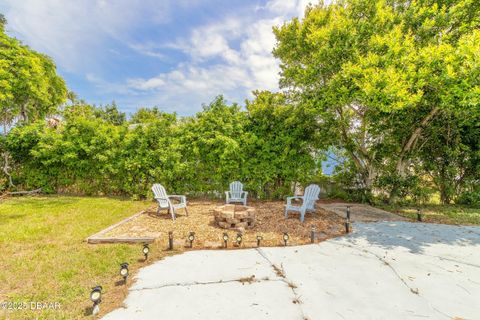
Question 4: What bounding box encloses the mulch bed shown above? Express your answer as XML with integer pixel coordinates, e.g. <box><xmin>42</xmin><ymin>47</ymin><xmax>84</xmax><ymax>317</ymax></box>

<box><xmin>102</xmin><ymin>200</ymin><xmax>346</xmax><ymax>248</ymax></box>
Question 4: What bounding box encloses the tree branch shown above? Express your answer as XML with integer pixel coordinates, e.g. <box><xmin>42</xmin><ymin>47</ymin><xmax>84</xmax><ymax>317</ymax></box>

<box><xmin>396</xmin><ymin>107</ymin><xmax>441</xmax><ymax>174</ymax></box>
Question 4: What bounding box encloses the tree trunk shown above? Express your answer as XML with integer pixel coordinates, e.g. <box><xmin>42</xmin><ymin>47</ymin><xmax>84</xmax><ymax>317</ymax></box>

<box><xmin>2</xmin><ymin>151</ymin><xmax>14</xmax><ymax>188</ymax></box>
<box><xmin>1</xmin><ymin>119</ymin><xmax>14</xmax><ymax>188</ymax></box>
<box><xmin>396</xmin><ymin>107</ymin><xmax>440</xmax><ymax>177</ymax></box>
<box><xmin>19</xmin><ymin>102</ymin><xmax>29</xmax><ymax>122</ymax></box>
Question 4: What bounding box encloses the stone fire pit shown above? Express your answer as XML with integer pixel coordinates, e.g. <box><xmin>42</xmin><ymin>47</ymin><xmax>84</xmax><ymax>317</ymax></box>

<box><xmin>213</xmin><ymin>204</ymin><xmax>256</xmax><ymax>230</ymax></box>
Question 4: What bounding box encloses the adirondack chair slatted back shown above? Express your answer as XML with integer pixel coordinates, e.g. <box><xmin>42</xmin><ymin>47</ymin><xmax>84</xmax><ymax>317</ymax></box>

<box><xmin>304</xmin><ymin>184</ymin><xmax>320</xmax><ymax>209</ymax></box>
<box><xmin>152</xmin><ymin>184</ymin><xmax>169</xmax><ymax>208</ymax></box>
<box><xmin>229</xmin><ymin>181</ymin><xmax>243</xmax><ymax>199</ymax></box>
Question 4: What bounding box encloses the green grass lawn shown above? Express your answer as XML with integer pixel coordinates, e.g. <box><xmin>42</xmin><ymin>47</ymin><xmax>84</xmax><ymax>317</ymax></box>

<box><xmin>380</xmin><ymin>204</ymin><xmax>480</xmax><ymax>225</ymax></box>
<box><xmin>0</xmin><ymin>195</ymin><xmax>175</xmax><ymax>319</ymax></box>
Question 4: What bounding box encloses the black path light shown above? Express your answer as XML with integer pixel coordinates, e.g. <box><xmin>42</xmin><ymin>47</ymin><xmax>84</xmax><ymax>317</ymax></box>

<box><xmin>143</xmin><ymin>243</ymin><xmax>150</xmax><ymax>260</ymax></box>
<box><xmin>256</xmin><ymin>235</ymin><xmax>263</xmax><ymax>247</ymax></box>
<box><xmin>345</xmin><ymin>206</ymin><xmax>351</xmax><ymax>234</ymax></box>
<box><xmin>283</xmin><ymin>232</ymin><xmax>289</xmax><ymax>246</ymax></box>
<box><xmin>223</xmin><ymin>232</ymin><xmax>229</xmax><ymax>248</ymax></box>
<box><xmin>90</xmin><ymin>285</ymin><xmax>102</xmax><ymax>315</ymax></box>
<box><xmin>236</xmin><ymin>232</ymin><xmax>242</xmax><ymax>246</ymax></box>
<box><xmin>310</xmin><ymin>226</ymin><xmax>316</xmax><ymax>243</ymax></box>
<box><xmin>417</xmin><ymin>209</ymin><xmax>422</xmax><ymax>222</ymax></box>
<box><xmin>120</xmin><ymin>262</ymin><xmax>129</xmax><ymax>283</ymax></box>
<box><xmin>188</xmin><ymin>232</ymin><xmax>195</xmax><ymax>248</ymax></box>
<box><xmin>168</xmin><ymin>231</ymin><xmax>174</xmax><ymax>250</ymax></box>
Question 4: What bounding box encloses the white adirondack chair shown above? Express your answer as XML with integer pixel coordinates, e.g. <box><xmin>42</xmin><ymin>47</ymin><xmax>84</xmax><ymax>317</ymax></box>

<box><xmin>285</xmin><ymin>184</ymin><xmax>320</xmax><ymax>223</ymax></box>
<box><xmin>151</xmin><ymin>183</ymin><xmax>188</xmax><ymax>221</ymax></box>
<box><xmin>225</xmin><ymin>181</ymin><xmax>248</xmax><ymax>206</ymax></box>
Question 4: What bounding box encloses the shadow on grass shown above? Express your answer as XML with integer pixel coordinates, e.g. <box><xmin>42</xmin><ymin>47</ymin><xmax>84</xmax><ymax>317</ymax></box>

<box><xmin>0</xmin><ymin>213</ymin><xmax>26</xmax><ymax>223</ymax></box>
<box><xmin>115</xmin><ymin>279</ymin><xmax>127</xmax><ymax>287</ymax></box>
<box><xmin>5</xmin><ymin>196</ymin><xmax>81</xmax><ymax>208</ymax></box>
<box><xmin>83</xmin><ymin>306</ymin><xmax>93</xmax><ymax>316</ymax></box>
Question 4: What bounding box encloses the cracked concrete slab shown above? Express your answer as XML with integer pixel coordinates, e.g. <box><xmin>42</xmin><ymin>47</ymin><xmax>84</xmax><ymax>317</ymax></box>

<box><xmin>102</xmin><ymin>222</ymin><xmax>480</xmax><ymax>320</ymax></box>
<box><xmin>104</xmin><ymin>280</ymin><xmax>300</xmax><ymax>320</ymax></box>
<box><xmin>129</xmin><ymin>249</ymin><xmax>276</xmax><ymax>291</ymax></box>
<box><xmin>260</xmin><ymin>243</ymin><xmax>443</xmax><ymax>319</ymax></box>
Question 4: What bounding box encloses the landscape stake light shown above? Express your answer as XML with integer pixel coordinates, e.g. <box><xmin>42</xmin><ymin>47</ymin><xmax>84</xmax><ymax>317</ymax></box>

<box><xmin>417</xmin><ymin>209</ymin><xmax>422</xmax><ymax>222</ymax></box>
<box><xmin>310</xmin><ymin>226</ymin><xmax>316</xmax><ymax>243</ymax></box>
<box><xmin>188</xmin><ymin>232</ymin><xmax>195</xmax><ymax>248</ymax></box>
<box><xmin>223</xmin><ymin>232</ymin><xmax>229</xmax><ymax>248</ymax></box>
<box><xmin>120</xmin><ymin>262</ymin><xmax>129</xmax><ymax>283</ymax></box>
<box><xmin>236</xmin><ymin>233</ymin><xmax>242</xmax><ymax>246</ymax></box>
<box><xmin>283</xmin><ymin>232</ymin><xmax>289</xmax><ymax>246</ymax></box>
<box><xmin>90</xmin><ymin>285</ymin><xmax>102</xmax><ymax>315</ymax></box>
<box><xmin>345</xmin><ymin>206</ymin><xmax>351</xmax><ymax>234</ymax></box>
<box><xmin>256</xmin><ymin>235</ymin><xmax>263</xmax><ymax>247</ymax></box>
<box><xmin>143</xmin><ymin>243</ymin><xmax>150</xmax><ymax>260</ymax></box>
<box><xmin>168</xmin><ymin>231</ymin><xmax>174</xmax><ymax>250</ymax></box>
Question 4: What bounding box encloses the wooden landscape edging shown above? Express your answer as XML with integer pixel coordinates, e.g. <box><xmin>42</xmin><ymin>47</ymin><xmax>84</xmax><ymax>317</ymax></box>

<box><xmin>87</xmin><ymin>237</ymin><xmax>155</xmax><ymax>244</ymax></box>
<box><xmin>86</xmin><ymin>210</ymin><xmax>155</xmax><ymax>244</ymax></box>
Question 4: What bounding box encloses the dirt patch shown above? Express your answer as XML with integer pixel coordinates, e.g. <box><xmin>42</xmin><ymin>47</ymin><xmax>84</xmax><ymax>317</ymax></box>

<box><xmin>101</xmin><ymin>200</ymin><xmax>345</xmax><ymax>247</ymax></box>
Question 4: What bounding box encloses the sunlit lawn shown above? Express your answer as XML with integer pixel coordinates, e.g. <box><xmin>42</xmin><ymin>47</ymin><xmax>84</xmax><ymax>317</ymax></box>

<box><xmin>0</xmin><ymin>196</ymin><xmax>176</xmax><ymax>319</ymax></box>
<box><xmin>380</xmin><ymin>204</ymin><xmax>480</xmax><ymax>225</ymax></box>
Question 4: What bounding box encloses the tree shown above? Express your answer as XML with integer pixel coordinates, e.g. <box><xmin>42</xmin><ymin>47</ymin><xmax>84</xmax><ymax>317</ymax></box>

<box><xmin>94</xmin><ymin>101</ymin><xmax>126</xmax><ymax>125</ymax></box>
<box><xmin>244</xmin><ymin>91</ymin><xmax>321</xmax><ymax>198</ymax></box>
<box><xmin>273</xmin><ymin>0</ymin><xmax>480</xmax><ymax>202</ymax></box>
<box><xmin>0</xmin><ymin>32</ymin><xmax>66</xmax><ymax>126</ymax></box>
<box><xmin>178</xmin><ymin>96</ymin><xmax>247</xmax><ymax>193</ymax></box>
<box><xmin>130</xmin><ymin>106</ymin><xmax>171</xmax><ymax>123</ymax></box>
<box><xmin>0</xmin><ymin>17</ymin><xmax>67</xmax><ymax>188</ymax></box>
<box><xmin>6</xmin><ymin>112</ymin><xmax>124</xmax><ymax>194</ymax></box>
<box><xmin>419</xmin><ymin>112</ymin><xmax>480</xmax><ymax>203</ymax></box>
<box><xmin>119</xmin><ymin>112</ymin><xmax>181</xmax><ymax>197</ymax></box>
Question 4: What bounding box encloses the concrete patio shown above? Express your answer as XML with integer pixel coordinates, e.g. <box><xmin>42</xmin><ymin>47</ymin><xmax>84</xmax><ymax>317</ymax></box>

<box><xmin>102</xmin><ymin>221</ymin><xmax>480</xmax><ymax>320</ymax></box>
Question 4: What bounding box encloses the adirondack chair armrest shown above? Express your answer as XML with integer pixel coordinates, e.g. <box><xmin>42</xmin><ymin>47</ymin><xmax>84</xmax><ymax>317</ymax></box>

<box><xmin>286</xmin><ymin>196</ymin><xmax>303</xmax><ymax>206</ymax></box>
<box><xmin>241</xmin><ymin>191</ymin><xmax>248</xmax><ymax>198</ymax></box>
<box><xmin>154</xmin><ymin>197</ymin><xmax>172</xmax><ymax>208</ymax></box>
<box><xmin>168</xmin><ymin>195</ymin><xmax>186</xmax><ymax>204</ymax></box>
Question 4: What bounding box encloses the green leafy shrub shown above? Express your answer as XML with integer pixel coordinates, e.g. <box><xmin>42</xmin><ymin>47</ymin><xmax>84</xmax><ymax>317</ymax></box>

<box><xmin>457</xmin><ymin>190</ymin><xmax>480</xmax><ymax>206</ymax></box>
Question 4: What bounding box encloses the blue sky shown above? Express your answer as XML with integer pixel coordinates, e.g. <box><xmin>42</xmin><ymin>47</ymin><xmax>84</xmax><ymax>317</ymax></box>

<box><xmin>0</xmin><ymin>0</ymin><xmax>313</xmax><ymax>116</ymax></box>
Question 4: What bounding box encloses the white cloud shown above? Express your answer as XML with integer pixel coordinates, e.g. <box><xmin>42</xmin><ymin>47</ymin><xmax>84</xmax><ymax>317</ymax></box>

<box><xmin>258</xmin><ymin>0</ymin><xmax>317</xmax><ymax>18</ymax></box>
<box><xmin>86</xmin><ymin>73</ymin><xmax>136</xmax><ymax>95</ymax></box>
<box><xmin>1</xmin><ymin>0</ymin><xmax>173</xmax><ymax>72</ymax></box>
<box><xmin>121</xmin><ymin>64</ymin><xmax>252</xmax><ymax>114</ymax></box>
<box><xmin>127</xmin><ymin>42</ymin><xmax>169</xmax><ymax>61</ymax></box>
<box><xmin>125</xmin><ymin>1</ymin><xmax>309</xmax><ymax>111</ymax></box>
<box><xmin>2</xmin><ymin>0</ymin><xmax>321</xmax><ymax>114</ymax></box>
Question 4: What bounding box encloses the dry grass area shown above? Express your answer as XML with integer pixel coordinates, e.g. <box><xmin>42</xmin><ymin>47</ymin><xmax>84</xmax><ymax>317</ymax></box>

<box><xmin>103</xmin><ymin>200</ymin><xmax>346</xmax><ymax>248</ymax></box>
<box><xmin>0</xmin><ymin>196</ymin><xmax>163</xmax><ymax>320</ymax></box>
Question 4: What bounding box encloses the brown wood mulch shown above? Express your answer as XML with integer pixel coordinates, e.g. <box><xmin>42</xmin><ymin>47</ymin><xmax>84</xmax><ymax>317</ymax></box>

<box><xmin>102</xmin><ymin>200</ymin><xmax>346</xmax><ymax>248</ymax></box>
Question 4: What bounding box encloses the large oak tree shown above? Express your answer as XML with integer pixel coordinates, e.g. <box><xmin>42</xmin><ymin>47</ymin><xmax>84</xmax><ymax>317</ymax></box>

<box><xmin>273</xmin><ymin>0</ymin><xmax>480</xmax><ymax>201</ymax></box>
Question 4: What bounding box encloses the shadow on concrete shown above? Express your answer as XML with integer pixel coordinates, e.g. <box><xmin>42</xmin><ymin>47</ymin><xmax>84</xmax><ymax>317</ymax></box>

<box><xmin>344</xmin><ymin>221</ymin><xmax>480</xmax><ymax>254</ymax></box>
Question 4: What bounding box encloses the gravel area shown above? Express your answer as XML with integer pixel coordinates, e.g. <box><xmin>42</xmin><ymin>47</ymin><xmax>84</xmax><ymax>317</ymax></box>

<box><xmin>103</xmin><ymin>200</ymin><xmax>345</xmax><ymax>248</ymax></box>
